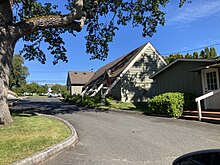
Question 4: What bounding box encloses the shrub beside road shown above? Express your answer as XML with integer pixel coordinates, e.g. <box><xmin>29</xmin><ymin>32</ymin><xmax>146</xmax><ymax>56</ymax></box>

<box><xmin>64</xmin><ymin>92</ymin><xmax>196</xmax><ymax>118</ymax></box>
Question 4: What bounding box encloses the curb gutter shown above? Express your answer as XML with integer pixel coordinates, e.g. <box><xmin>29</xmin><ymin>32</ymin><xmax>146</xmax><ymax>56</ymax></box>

<box><xmin>108</xmin><ymin>108</ymin><xmax>144</xmax><ymax>115</ymax></box>
<box><xmin>95</xmin><ymin>107</ymin><xmax>144</xmax><ymax>115</ymax></box>
<box><xmin>12</xmin><ymin>115</ymin><xmax>78</xmax><ymax>165</ymax></box>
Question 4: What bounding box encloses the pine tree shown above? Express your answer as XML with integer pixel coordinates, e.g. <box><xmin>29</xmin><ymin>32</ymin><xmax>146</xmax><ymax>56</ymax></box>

<box><xmin>200</xmin><ymin>50</ymin><xmax>206</xmax><ymax>58</ymax></box>
<box><xmin>185</xmin><ymin>53</ymin><xmax>193</xmax><ymax>59</ymax></box>
<box><xmin>193</xmin><ymin>51</ymin><xmax>199</xmax><ymax>59</ymax></box>
<box><xmin>204</xmin><ymin>47</ymin><xmax>210</xmax><ymax>58</ymax></box>
<box><xmin>164</xmin><ymin>53</ymin><xmax>184</xmax><ymax>64</ymax></box>
<box><xmin>210</xmin><ymin>47</ymin><xmax>217</xmax><ymax>58</ymax></box>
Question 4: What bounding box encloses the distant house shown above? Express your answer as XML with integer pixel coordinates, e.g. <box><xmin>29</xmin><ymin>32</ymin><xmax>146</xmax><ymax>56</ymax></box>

<box><xmin>67</xmin><ymin>71</ymin><xmax>94</xmax><ymax>95</ymax></box>
<box><xmin>82</xmin><ymin>42</ymin><xmax>166</xmax><ymax>102</ymax></box>
<box><xmin>150</xmin><ymin>58</ymin><xmax>220</xmax><ymax>110</ymax></box>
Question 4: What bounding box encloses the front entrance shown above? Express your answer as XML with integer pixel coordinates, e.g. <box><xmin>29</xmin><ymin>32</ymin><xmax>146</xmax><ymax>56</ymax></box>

<box><xmin>201</xmin><ymin>68</ymin><xmax>220</xmax><ymax>109</ymax></box>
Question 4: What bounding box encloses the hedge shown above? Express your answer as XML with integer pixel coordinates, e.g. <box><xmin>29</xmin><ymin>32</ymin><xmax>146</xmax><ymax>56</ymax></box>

<box><xmin>147</xmin><ymin>92</ymin><xmax>195</xmax><ymax>117</ymax></box>
<box><xmin>63</xmin><ymin>94</ymin><xmax>101</xmax><ymax>107</ymax></box>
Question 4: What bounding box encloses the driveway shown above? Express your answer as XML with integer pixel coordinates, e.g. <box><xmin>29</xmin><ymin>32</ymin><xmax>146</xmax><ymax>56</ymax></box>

<box><xmin>11</xmin><ymin>97</ymin><xmax>220</xmax><ymax>165</ymax></box>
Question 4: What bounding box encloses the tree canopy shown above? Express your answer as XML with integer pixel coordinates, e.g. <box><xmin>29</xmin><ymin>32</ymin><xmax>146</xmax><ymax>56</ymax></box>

<box><xmin>13</xmin><ymin>82</ymin><xmax>48</xmax><ymax>95</ymax></box>
<box><xmin>164</xmin><ymin>47</ymin><xmax>218</xmax><ymax>64</ymax></box>
<box><xmin>9</xmin><ymin>54</ymin><xmax>29</xmax><ymax>89</ymax></box>
<box><xmin>51</xmin><ymin>84</ymin><xmax>67</xmax><ymax>94</ymax></box>
<box><xmin>9</xmin><ymin>0</ymin><xmax>189</xmax><ymax>63</ymax></box>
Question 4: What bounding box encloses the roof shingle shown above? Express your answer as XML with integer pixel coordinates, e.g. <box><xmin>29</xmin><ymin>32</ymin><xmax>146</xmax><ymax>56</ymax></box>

<box><xmin>68</xmin><ymin>71</ymin><xmax>94</xmax><ymax>85</ymax></box>
<box><xmin>84</xmin><ymin>43</ymin><xmax>147</xmax><ymax>88</ymax></box>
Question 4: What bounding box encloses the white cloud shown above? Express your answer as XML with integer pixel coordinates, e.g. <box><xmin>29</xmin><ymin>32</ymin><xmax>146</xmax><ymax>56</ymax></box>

<box><xmin>167</xmin><ymin>0</ymin><xmax>220</xmax><ymax>25</ymax></box>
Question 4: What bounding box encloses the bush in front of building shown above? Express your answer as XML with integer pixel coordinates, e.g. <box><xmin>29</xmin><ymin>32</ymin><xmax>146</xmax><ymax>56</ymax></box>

<box><xmin>146</xmin><ymin>92</ymin><xmax>185</xmax><ymax>117</ymax></box>
<box><xmin>63</xmin><ymin>94</ymin><xmax>101</xmax><ymax>107</ymax></box>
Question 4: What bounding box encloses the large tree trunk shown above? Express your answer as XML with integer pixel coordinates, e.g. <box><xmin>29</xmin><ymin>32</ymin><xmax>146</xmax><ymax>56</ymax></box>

<box><xmin>0</xmin><ymin>27</ymin><xmax>16</xmax><ymax>124</ymax></box>
<box><xmin>0</xmin><ymin>0</ymin><xmax>15</xmax><ymax>125</ymax></box>
<box><xmin>0</xmin><ymin>68</ymin><xmax>12</xmax><ymax>124</ymax></box>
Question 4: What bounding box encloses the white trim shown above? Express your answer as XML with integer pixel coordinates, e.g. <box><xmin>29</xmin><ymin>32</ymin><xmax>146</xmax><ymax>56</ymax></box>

<box><xmin>195</xmin><ymin>89</ymin><xmax>220</xmax><ymax>121</ymax></box>
<box><xmin>202</xmin><ymin>68</ymin><xmax>219</xmax><ymax>93</ymax></box>
<box><xmin>197</xmin><ymin>100</ymin><xmax>202</xmax><ymax>121</ymax></box>
<box><xmin>104</xmin><ymin>77</ymin><xmax>120</xmax><ymax>96</ymax></box>
<box><xmin>81</xmin><ymin>87</ymin><xmax>88</xmax><ymax>96</ymax></box>
<box><xmin>103</xmin><ymin>42</ymin><xmax>162</xmax><ymax>96</ymax></box>
<box><xmin>91</xmin><ymin>83</ymin><xmax>103</xmax><ymax>96</ymax></box>
<box><xmin>201</xmin><ymin>68</ymin><xmax>220</xmax><ymax>109</ymax></box>
<box><xmin>83</xmin><ymin>85</ymin><xmax>96</xmax><ymax>96</ymax></box>
<box><xmin>147</xmin><ymin>42</ymin><xmax>167</xmax><ymax>65</ymax></box>
<box><xmin>196</xmin><ymin>91</ymin><xmax>215</xmax><ymax>102</ymax></box>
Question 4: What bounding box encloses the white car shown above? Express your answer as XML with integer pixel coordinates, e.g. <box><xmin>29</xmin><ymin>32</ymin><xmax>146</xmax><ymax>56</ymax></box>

<box><xmin>48</xmin><ymin>93</ymin><xmax>62</xmax><ymax>98</ymax></box>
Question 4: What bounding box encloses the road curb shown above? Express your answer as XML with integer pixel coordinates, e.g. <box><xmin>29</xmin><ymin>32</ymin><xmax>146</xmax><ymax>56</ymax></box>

<box><xmin>95</xmin><ymin>107</ymin><xmax>144</xmax><ymax>115</ymax></box>
<box><xmin>12</xmin><ymin>115</ymin><xmax>78</xmax><ymax>165</ymax></box>
<box><xmin>95</xmin><ymin>107</ymin><xmax>174</xmax><ymax>119</ymax></box>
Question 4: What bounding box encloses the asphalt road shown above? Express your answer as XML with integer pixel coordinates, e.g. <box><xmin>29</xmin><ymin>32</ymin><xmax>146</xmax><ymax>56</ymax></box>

<box><xmin>11</xmin><ymin>97</ymin><xmax>220</xmax><ymax>165</ymax></box>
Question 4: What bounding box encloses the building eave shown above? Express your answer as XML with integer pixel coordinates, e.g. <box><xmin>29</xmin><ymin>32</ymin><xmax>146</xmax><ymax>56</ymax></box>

<box><xmin>150</xmin><ymin>58</ymin><xmax>216</xmax><ymax>79</ymax></box>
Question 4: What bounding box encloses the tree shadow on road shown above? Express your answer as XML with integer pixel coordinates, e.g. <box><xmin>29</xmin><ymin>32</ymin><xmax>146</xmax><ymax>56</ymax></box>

<box><xmin>9</xmin><ymin>98</ymin><xmax>109</xmax><ymax>116</ymax></box>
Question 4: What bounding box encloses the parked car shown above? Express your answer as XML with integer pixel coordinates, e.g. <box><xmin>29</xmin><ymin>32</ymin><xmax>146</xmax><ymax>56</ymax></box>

<box><xmin>39</xmin><ymin>93</ymin><xmax>47</xmax><ymax>96</ymax></box>
<box><xmin>48</xmin><ymin>93</ymin><xmax>62</xmax><ymax>98</ymax></box>
<box><xmin>24</xmin><ymin>92</ymin><xmax>33</xmax><ymax>96</ymax></box>
<box><xmin>173</xmin><ymin>149</ymin><xmax>220</xmax><ymax>165</ymax></box>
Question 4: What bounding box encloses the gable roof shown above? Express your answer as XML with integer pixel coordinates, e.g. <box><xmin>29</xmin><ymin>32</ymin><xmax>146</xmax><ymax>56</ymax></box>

<box><xmin>150</xmin><ymin>58</ymin><xmax>216</xmax><ymax>79</ymax></box>
<box><xmin>85</xmin><ymin>42</ymin><xmax>166</xmax><ymax>88</ymax></box>
<box><xmin>67</xmin><ymin>71</ymin><xmax>94</xmax><ymax>85</ymax></box>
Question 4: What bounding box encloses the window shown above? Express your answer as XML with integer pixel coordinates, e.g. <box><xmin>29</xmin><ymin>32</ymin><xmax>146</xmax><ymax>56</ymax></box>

<box><xmin>206</xmin><ymin>71</ymin><xmax>218</xmax><ymax>90</ymax></box>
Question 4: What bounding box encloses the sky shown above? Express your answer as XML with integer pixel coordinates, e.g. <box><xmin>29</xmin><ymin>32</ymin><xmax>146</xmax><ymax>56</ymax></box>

<box><xmin>14</xmin><ymin>0</ymin><xmax>220</xmax><ymax>85</ymax></box>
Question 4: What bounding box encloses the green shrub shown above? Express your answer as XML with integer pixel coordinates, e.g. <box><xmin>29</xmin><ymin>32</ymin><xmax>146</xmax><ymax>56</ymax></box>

<box><xmin>147</xmin><ymin>92</ymin><xmax>184</xmax><ymax>117</ymax></box>
<box><xmin>81</xmin><ymin>95</ymin><xmax>101</xmax><ymax>107</ymax></box>
<box><xmin>81</xmin><ymin>98</ymin><xmax>96</xmax><ymax>107</ymax></box>
<box><xmin>89</xmin><ymin>95</ymin><xmax>101</xmax><ymax>104</ymax></box>
<box><xmin>69</xmin><ymin>95</ymin><xmax>82</xmax><ymax>104</ymax></box>
<box><xmin>63</xmin><ymin>94</ymin><xmax>101</xmax><ymax>107</ymax></box>
<box><xmin>62</xmin><ymin>91</ymin><xmax>71</xmax><ymax>100</ymax></box>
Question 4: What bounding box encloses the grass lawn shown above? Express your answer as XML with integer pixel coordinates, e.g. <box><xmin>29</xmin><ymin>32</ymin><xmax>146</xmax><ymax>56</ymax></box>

<box><xmin>0</xmin><ymin>113</ymin><xmax>71</xmax><ymax>165</ymax></box>
<box><xmin>108</xmin><ymin>101</ymin><xmax>136</xmax><ymax>110</ymax></box>
<box><xmin>104</xmin><ymin>99</ymin><xmax>148</xmax><ymax>113</ymax></box>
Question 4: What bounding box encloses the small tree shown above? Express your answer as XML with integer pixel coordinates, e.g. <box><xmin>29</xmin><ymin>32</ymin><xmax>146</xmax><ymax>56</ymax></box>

<box><xmin>51</xmin><ymin>84</ymin><xmax>67</xmax><ymax>94</ymax></box>
<box><xmin>193</xmin><ymin>51</ymin><xmax>199</xmax><ymax>59</ymax></box>
<box><xmin>26</xmin><ymin>82</ymin><xmax>39</xmax><ymax>94</ymax></box>
<box><xmin>185</xmin><ymin>53</ymin><xmax>193</xmax><ymax>59</ymax></box>
<box><xmin>204</xmin><ymin>47</ymin><xmax>210</xmax><ymax>58</ymax></box>
<box><xmin>9</xmin><ymin>54</ymin><xmax>29</xmax><ymax>89</ymax></box>
<box><xmin>38</xmin><ymin>85</ymin><xmax>48</xmax><ymax>94</ymax></box>
<box><xmin>210</xmin><ymin>47</ymin><xmax>217</xmax><ymax>58</ymax></box>
<box><xmin>165</xmin><ymin>47</ymin><xmax>218</xmax><ymax>64</ymax></box>
<box><xmin>164</xmin><ymin>53</ymin><xmax>184</xmax><ymax>64</ymax></box>
<box><xmin>199</xmin><ymin>50</ymin><xmax>206</xmax><ymax>58</ymax></box>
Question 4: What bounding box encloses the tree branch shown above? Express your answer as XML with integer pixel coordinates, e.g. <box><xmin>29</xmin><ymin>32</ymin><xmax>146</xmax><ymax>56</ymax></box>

<box><xmin>15</xmin><ymin>0</ymin><xmax>85</xmax><ymax>37</ymax></box>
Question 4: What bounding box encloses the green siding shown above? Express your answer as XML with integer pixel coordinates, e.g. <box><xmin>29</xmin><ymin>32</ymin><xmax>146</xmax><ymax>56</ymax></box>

<box><xmin>120</xmin><ymin>47</ymin><xmax>165</xmax><ymax>102</ymax></box>
<box><xmin>154</xmin><ymin>61</ymin><xmax>214</xmax><ymax>96</ymax></box>
<box><xmin>111</xmin><ymin>80</ymin><xmax>121</xmax><ymax>100</ymax></box>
